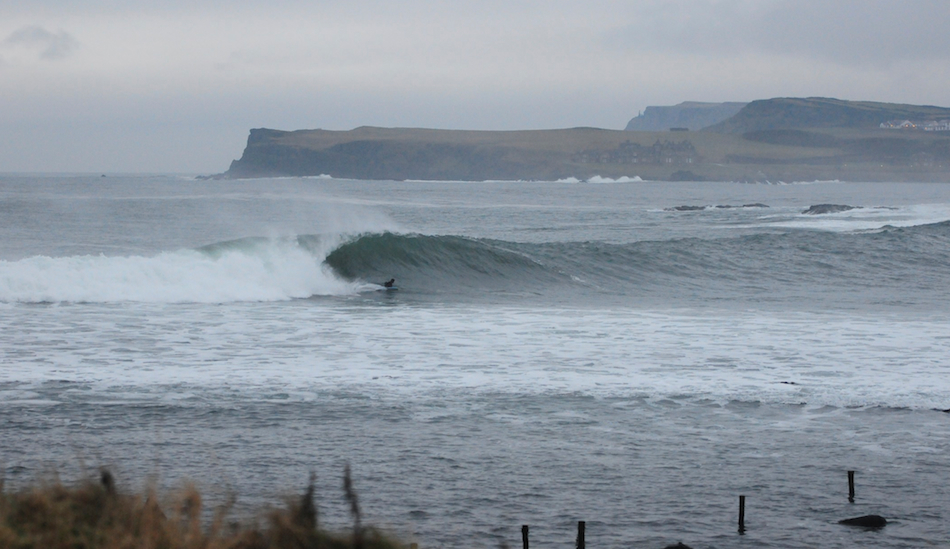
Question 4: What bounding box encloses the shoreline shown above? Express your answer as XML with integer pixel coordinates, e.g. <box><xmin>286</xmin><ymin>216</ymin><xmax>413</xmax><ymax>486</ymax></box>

<box><xmin>221</xmin><ymin>127</ymin><xmax>950</xmax><ymax>183</ymax></box>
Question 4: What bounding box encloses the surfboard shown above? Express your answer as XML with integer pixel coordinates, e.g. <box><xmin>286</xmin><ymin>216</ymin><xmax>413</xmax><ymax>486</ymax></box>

<box><xmin>377</xmin><ymin>287</ymin><xmax>398</xmax><ymax>291</ymax></box>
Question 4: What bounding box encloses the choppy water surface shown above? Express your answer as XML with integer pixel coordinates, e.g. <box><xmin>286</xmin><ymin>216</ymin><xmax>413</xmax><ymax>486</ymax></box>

<box><xmin>1</xmin><ymin>176</ymin><xmax>949</xmax><ymax>548</ymax></box>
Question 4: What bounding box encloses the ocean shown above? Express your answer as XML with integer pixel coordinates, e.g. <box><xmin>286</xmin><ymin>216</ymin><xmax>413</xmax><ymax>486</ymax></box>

<box><xmin>1</xmin><ymin>175</ymin><xmax>948</xmax><ymax>548</ymax></box>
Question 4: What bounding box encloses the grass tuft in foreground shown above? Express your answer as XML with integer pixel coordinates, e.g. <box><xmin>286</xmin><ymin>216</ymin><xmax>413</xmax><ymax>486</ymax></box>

<box><xmin>0</xmin><ymin>467</ymin><xmax>403</xmax><ymax>549</ymax></box>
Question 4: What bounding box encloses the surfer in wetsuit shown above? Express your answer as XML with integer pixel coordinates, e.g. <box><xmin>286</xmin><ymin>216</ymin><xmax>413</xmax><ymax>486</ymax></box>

<box><xmin>383</xmin><ymin>278</ymin><xmax>395</xmax><ymax>288</ymax></box>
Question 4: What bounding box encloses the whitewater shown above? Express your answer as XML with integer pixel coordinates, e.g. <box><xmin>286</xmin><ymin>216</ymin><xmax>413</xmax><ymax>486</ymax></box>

<box><xmin>1</xmin><ymin>175</ymin><xmax>948</xmax><ymax>549</ymax></box>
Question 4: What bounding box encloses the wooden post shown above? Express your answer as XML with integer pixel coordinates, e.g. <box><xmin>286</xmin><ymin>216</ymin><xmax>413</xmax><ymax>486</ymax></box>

<box><xmin>738</xmin><ymin>495</ymin><xmax>746</xmax><ymax>533</ymax></box>
<box><xmin>576</xmin><ymin>521</ymin><xmax>586</xmax><ymax>549</ymax></box>
<box><xmin>521</xmin><ymin>525</ymin><xmax>529</xmax><ymax>549</ymax></box>
<box><xmin>848</xmin><ymin>471</ymin><xmax>855</xmax><ymax>503</ymax></box>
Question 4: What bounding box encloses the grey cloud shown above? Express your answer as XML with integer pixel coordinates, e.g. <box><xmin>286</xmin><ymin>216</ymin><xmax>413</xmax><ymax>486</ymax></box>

<box><xmin>5</xmin><ymin>25</ymin><xmax>79</xmax><ymax>59</ymax></box>
<box><xmin>610</xmin><ymin>0</ymin><xmax>950</xmax><ymax>66</ymax></box>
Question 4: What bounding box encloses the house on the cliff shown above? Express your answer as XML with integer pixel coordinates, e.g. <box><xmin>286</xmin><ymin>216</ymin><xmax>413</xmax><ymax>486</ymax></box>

<box><xmin>880</xmin><ymin>119</ymin><xmax>950</xmax><ymax>131</ymax></box>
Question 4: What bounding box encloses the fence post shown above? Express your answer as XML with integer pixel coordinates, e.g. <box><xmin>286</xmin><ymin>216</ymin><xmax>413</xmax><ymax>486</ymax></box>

<box><xmin>576</xmin><ymin>521</ymin><xmax>585</xmax><ymax>549</ymax></box>
<box><xmin>848</xmin><ymin>471</ymin><xmax>855</xmax><ymax>503</ymax></box>
<box><xmin>738</xmin><ymin>495</ymin><xmax>746</xmax><ymax>533</ymax></box>
<box><xmin>521</xmin><ymin>525</ymin><xmax>529</xmax><ymax>549</ymax></box>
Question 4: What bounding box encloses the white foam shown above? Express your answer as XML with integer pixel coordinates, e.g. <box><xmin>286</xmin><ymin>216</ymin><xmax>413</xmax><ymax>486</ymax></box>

<box><xmin>5</xmin><ymin>305</ymin><xmax>947</xmax><ymax>410</ymax></box>
<box><xmin>586</xmin><ymin>175</ymin><xmax>644</xmax><ymax>183</ymax></box>
<box><xmin>753</xmin><ymin>203</ymin><xmax>950</xmax><ymax>232</ymax></box>
<box><xmin>0</xmin><ymin>238</ymin><xmax>358</xmax><ymax>303</ymax></box>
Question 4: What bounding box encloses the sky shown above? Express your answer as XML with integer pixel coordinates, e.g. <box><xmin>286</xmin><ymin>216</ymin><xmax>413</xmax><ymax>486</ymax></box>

<box><xmin>2</xmin><ymin>0</ymin><xmax>949</xmax><ymax>173</ymax></box>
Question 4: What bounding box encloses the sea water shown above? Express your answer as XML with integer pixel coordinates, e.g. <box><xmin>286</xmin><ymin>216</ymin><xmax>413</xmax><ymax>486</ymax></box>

<box><xmin>1</xmin><ymin>175</ymin><xmax>949</xmax><ymax>548</ymax></box>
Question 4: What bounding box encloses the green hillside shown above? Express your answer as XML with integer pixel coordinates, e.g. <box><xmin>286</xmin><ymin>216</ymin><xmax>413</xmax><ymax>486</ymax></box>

<box><xmin>706</xmin><ymin>97</ymin><xmax>950</xmax><ymax>133</ymax></box>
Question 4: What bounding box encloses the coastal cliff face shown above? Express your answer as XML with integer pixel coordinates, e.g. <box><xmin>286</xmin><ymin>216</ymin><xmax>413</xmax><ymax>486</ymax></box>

<box><xmin>228</xmin><ymin>129</ymin><xmax>558</xmax><ymax>180</ymax></box>
<box><xmin>224</xmin><ymin>98</ymin><xmax>950</xmax><ymax>182</ymax></box>
<box><xmin>226</xmin><ymin>127</ymin><xmax>636</xmax><ymax>181</ymax></box>
<box><xmin>624</xmin><ymin>102</ymin><xmax>747</xmax><ymax>131</ymax></box>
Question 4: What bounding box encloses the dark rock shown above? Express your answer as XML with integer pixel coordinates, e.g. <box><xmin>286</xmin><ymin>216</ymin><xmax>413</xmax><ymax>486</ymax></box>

<box><xmin>838</xmin><ymin>514</ymin><xmax>887</xmax><ymax>528</ymax></box>
<box><xmin>802</xmin><ymin>203</ymin><xmax>857</xmax><ymax>215</ymax></box>
<box><xmin>662</xmin><ymin>543</ymin><xmax>693</xmax><ymax>549</ymax></box>
<box><xmin>715</xmin><ymin>203</ymin><xmax>770</xmax><ymax>209</ymax></box>
<box><xmin>665</xmin><ymin>205</ymin><xmax>706</xmax><ymax>211</ymax></box>
<box><xmin>669</xmin><ymin>170</ymin><xmax>704</xmax><ymax>181</ymax></box>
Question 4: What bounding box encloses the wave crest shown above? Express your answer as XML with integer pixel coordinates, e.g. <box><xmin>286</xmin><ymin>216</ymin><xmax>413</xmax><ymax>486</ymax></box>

<box><xmin>0</xmin><ymin>237</ymin><xmax>356</xmax><ymax>303</ymax></box>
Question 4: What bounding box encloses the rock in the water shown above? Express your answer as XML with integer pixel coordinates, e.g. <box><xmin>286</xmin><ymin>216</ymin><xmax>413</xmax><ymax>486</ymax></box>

<box><xmin>665</xmin><ymin>205</ymin><xmax>706</xmax><ymax>211</ymax></box>
<box><xmin>663</xmin><ymin>543</ymin><xmax>693</xmax><ymax>549</ymax></box>
<box><xmin>839</xmin><ymin>514</ymin><xmax>887</xmax><ymax>528</ymax></box>
<box><xmin>802</xmin><ymin>203</ymin><xmax>857</xmax><ymax>215</ymax></box>
<box><xmin>714</xmin><ymin>203</ymin><xmax>769</xmax><ymax>209</ymax></box>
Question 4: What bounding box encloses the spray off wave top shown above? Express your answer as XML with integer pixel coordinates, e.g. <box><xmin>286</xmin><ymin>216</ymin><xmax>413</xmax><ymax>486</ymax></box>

<box><xmin>0</xmin><ymin>236</ymin><xmax>357</xmax><ymax>303</ymax></box>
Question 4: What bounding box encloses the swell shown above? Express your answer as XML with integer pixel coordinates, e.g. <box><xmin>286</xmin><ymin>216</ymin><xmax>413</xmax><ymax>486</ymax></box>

<box><xmin>322</xmin><ymin>222</ymin><xmax>950</xmax><ymax>306</ymax></box>
<box><xmin>3</xmin><ymin>220</ymin><xmax>947</xmax><ymax>305</ymax></box>
<box><xmin>322</xmin><ymin>233</ymin><xmax>569</xmax><ymax>295</ymax></box>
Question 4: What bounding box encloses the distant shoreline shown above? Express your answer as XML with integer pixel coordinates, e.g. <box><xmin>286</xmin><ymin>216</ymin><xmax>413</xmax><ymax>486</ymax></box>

<box><xmin>220</xmin><ymin>98</ymin><xmax>950</xmax><ymax>183</ymax></box>
<box><xmin>220</xmin><ymin>126</ymin><xmax>950</xmax><ymax>183</ymax></box>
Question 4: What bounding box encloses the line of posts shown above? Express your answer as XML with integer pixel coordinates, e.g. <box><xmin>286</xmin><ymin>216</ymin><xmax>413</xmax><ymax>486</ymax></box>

<box><xmin>521</xmin><ymin>521</ymin><xmax>585</xmax><ymax>549</ymax></box>
<box><xmin>514</xmin><ymin>470</ymin><xmax>859</xmax><ymax>546</ymax></box>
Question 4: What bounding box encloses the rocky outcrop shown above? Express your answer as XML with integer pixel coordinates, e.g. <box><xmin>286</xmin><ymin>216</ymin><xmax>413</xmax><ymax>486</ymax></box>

<box><xmin>802</xmin><ymin>204</ymin><xmax>857</xmax><ymax>215</ymax></box>
<box><xmin>839</xmin><ymin>515</ymin><xmax>887</xmax><ymax>528</ymax></box>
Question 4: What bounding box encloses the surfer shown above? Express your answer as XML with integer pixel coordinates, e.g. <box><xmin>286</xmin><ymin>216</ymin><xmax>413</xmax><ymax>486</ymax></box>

<box><xmin>383</xmin><ymin>278</ymin><xmax>395</xmax><ymax>288</ymax></box>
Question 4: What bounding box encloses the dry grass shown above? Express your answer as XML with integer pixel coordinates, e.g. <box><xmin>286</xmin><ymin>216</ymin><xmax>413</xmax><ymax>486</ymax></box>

<box><xmin>0</xmin><ymin>469</ymin><xmax>404</xmax><ymax>549</ymax></box>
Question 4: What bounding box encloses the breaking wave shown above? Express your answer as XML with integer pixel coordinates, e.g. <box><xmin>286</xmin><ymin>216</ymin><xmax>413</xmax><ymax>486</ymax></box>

<box><xmin>2</xmin><ymin>220</ymin><xmax>949</xmax><ymax>305</ymax></box>
<box><xmin>0</xmin><ymin>236</ymin><xmax>357</xmax><ymax>303</ymax></box>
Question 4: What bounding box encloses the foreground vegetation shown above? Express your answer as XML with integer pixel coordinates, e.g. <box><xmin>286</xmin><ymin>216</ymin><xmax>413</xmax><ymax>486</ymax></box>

<box><xmin>0</xmin><ymin>468</ymin><xmax>402</xmax><ymax>549</ymax></box>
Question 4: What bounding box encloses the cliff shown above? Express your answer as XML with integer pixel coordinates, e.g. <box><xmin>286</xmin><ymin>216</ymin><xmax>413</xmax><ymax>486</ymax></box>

<box><xmin>223</xmin><ymin>98</ymin><xmax>950</xmax><ymax>182</ymax></box>
<box><xmin>625</xmin><ymin>101</ymin><xmax>747</xmax><ymax>131</ymax></box>
<box><xmin>226</xmin><ymin>126</ymin><xmax>664</xmax><ymax>181</ymax></box>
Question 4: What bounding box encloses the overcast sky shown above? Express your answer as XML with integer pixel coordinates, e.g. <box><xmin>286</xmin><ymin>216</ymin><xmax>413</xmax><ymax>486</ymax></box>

<box><xmin>2</xmin><ymin>0</ymin><xmax>949</xmax><ymax>173</ymax></box>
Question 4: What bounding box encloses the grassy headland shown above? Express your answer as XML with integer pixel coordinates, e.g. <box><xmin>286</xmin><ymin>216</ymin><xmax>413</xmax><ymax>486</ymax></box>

<box><xmin>222</xmin><ymin>98</ymin><xmax>950</xmax><ymax>182</ymax></box>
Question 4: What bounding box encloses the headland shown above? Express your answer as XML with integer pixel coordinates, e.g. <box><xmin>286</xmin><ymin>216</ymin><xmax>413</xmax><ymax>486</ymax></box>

<box><xmin>222</xmin><ymin>97</ymin><xmax>950</xmax><ymax>182</ymax></box>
